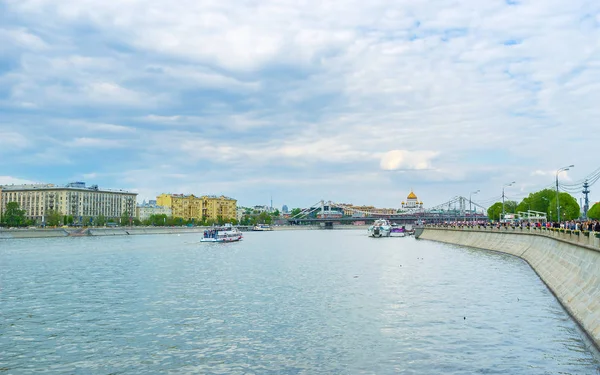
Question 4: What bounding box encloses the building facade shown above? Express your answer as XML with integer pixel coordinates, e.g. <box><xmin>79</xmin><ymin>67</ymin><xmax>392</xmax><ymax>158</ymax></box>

<box><xmin>136</xmin><ymin>201</ymin><xmax>172</xmax><ymax>221</ymax></box>
<box><xmin>0</xmin><ymin>182</ymin><xmax>137</xmax><ymax>224</ymax></box>
<box><xmin>156</xmin><ymin>193</ymin><xmax>237</xmax><ymax>221</ymax></box>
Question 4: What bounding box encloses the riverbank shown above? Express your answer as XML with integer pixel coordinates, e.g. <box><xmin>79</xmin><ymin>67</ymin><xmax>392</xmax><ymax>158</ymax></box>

<box><xmin>418</xmin><ymin>226</ymin><xmax>600</xmax><ymax>350</ymax></box>
<box><xmin>0</xmin><ymin>224</ymin><xmax>367</xmax><ymax>239</ymax></box>
<box><xmin>0</xmin><ymin>227</ymin><xmax>206</xmax><ymax>239</ymax></box>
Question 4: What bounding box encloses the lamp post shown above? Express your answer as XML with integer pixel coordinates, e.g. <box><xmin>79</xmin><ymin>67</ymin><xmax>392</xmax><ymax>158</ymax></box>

<box><xmin>502</xmin><ymin>182</ymin><xmax>516</xmax><ymax>222</ymax></box>
<box><xmin>556</xmin><ymin>165</ymin><xmax>574</xmax><ymax>223</ymax></box>
<box><xmin>470</xmin><ymin>190</ymin><xmax>480</xmax><ymax>223</ymax></box>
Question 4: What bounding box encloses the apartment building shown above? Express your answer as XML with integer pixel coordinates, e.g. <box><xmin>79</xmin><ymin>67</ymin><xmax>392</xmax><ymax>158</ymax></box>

<box><xmin>0</xmin><ymin>182</ymin><xmax>137</xmax><ymax>223</ymax></box>
<box><xmin>156</xmin><ymin>193</ymin><xmax>237</xmax><ymax>221</ymax></box>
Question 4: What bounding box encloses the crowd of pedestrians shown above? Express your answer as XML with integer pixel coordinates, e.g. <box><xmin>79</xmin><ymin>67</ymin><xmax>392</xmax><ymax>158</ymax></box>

<box><xmin>428</xmin><ymin>219</ymin><xmax>600</xmax><ymax>233</ymax></box>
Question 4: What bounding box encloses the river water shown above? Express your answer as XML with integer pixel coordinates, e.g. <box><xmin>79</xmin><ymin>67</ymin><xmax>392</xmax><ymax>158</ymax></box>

<box><xmin>1</xmin><ymin>230</ymin><xmax>599</xmax><ymax>374</ymax></box>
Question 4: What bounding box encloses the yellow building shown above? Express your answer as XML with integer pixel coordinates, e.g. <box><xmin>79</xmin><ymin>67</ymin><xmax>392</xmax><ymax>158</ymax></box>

<box><xmin>157</xmin><ymin>193</ymin><xmax>237</xmax><ymax>221</ymax></box>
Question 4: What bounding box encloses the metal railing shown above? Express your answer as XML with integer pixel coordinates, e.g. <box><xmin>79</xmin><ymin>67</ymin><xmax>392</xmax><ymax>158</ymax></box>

<box><xmin>424</xmin><ymin>224</ymin><xmax>600</xmax><ymax>251</ymax></box>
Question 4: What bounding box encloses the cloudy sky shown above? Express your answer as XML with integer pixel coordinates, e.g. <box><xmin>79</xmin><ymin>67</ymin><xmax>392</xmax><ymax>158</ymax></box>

<box><xmin>1</xmin><ymin>0</ymin><xmax>599</xmax><ymax>210</ymax></box>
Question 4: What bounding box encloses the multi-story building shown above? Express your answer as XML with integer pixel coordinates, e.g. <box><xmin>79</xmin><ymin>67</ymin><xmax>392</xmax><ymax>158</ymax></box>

<box><xmin>0</xmin><ymin>182</ymin><xmax>137</xmax><ymax>224</ymax></box>
<box><xmin>136</xmin><ymin>201</ymin><xmax>172</xmax><ymax>221</ymax></box>
<box><xmin>156</xmin><ymin>193</ymin><xmax>237</xmax><ymax>221</ymax></box>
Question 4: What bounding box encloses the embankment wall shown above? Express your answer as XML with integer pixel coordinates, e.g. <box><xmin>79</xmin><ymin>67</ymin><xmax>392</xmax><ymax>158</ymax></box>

<box><xmin>0</xmin><ymin>227</ymin><xmax>207</xmax><ymax>239</ymax></box>
<box><xmin>419</xmin><ymin>227</ymin><xmax>600</xmax><ymax>350</ymax></box>
<box><xmin>0</xmin><ymin>229</ymin><xmax>68</xmax><ymax>239</ymax></box>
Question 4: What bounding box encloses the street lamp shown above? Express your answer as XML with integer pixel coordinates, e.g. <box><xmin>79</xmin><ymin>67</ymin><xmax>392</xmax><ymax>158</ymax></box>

<box><xmin>556</xmin><ymin>165</ymin><xmax>574</xmax><ymax>223</ymax></box>
<box><xmin>502</xmin><ymin>182</ymin><xmax>516</xmax><ymax>222</ymax></box>
<box><xmin>470</xmin><ymin>190</ymin><xmax>480</xmax><ymax>223</ymax></box>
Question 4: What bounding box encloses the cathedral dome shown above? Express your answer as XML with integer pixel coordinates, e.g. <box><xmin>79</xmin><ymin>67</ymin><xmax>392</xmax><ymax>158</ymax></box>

<box><xmin>407</xmin><ymin>191</ymin><xmax>417</xmax><ymax>200</ymax></box>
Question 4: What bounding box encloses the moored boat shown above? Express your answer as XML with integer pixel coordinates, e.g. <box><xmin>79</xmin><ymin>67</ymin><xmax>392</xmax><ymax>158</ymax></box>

<box><xmin>390</xmin><ymin>224</ymin><xmax>406</xmax><ymax>237</ymax></box>
<box><xmin>368</xmin><ymin>219</ymin><xmax>392</xmax><ymax>237</ymax></box>
<box><xmin>201</xmin><ymin>224</ymin><xmax>243</xmax><ymax>243</ymax></box>
<box><xmin>252</xmin><ymin>224</ymin><xmax>273</xmax><ymax>231</ymax></box>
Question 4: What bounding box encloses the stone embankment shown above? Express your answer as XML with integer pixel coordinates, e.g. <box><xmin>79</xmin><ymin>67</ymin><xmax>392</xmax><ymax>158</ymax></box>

<box><xmin>0</xmin><ymin>227</ymin><xmax>206</xmax><ymax>239</ymax></box>
<box><xmin>0</xmin><ymin>224</ymin><xmax>366</xmax><ymax>239</ymax></box>
<box><xmin>417</xmin><ymin>226</ymin><xmax>600</xmax><ymax>350</ymax></box>
<box><xmin>0</xmin><ymin>229</ymin><xmax>69</xmax><ymax>239</ymax></box>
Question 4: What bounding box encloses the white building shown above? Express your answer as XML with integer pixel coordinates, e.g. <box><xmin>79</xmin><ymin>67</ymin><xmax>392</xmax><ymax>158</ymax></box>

<box><xmin>401</xmin><ymin>191</ymin><xmax>424</xmax><ymax>211</ymax></box>
<box><xmin>0</xmin><ymin>182</ymin><xmax>137</xmax><ymax>224</ymax></box>
<box><xmin>136</xmin><ymin>202</ymin><xmax>172</xmax><ymax>221</ymax></box>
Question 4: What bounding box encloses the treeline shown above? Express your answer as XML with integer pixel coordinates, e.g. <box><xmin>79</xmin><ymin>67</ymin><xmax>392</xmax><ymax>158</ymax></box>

<box><xmin>0</xmin><ymin>202</ymin><xmax>238</xmax><ymax>228</ymax></box>
<box><xmin>487</xmin><ymin>188</ymin><xmax>600</xmax><ymax>221</ymax></box>
<box><xmin>141</xmin><ymin>214</ymin><xmax>237</xmax><ymax>227</ymax></box>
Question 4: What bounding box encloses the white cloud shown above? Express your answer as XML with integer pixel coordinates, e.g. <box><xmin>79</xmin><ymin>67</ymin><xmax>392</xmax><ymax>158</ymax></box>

<box><xmin>0</xmin><ymin>28</ymin><xmax>48</xmax><ymax>50</ymax></box>
<box><xmin>380</xmin><ymin>150</ymin><xmax>439</xmax><ymax>171</ymax></box>
<box><xmin>0</xmin><ymin>132</ymin><xmax>31</xmax><ymax>151</ymax></box>
<box><xmin>0</xmin><ymin>0</ymin><xmax>599</xmax><ymax>207</ymax></box>
<box><xmin>0</xmin><ymin>176</ymin><xmax>39</xmax><ymax>185</ymax></box>
<box><xmin>532</xmin><ymin>169</ymin><xmax>573</xmax><ymax>182</ymax></box>
<box><xmin>69</xmin><ymin>137</ymin><xmax>127</xmax><ymax>148</ymax></box>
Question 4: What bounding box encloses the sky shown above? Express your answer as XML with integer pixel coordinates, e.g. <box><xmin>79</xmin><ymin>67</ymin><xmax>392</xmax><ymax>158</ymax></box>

<box><xmin>0</xmin><ymin>0</ymin><xmax>599</xmax><ymax>211</ymax></box>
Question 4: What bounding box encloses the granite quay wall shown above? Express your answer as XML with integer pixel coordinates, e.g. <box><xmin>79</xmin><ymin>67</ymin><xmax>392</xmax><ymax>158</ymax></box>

<box><xmin>88</xmin><ymin>227</ymin><xmax>206</xmax><ymax>236</ymax></box>
<box><xmin>0</xmin><ymin>229</ymin><xmax>69</xmax><ymax>239</ymax></box>
<box><xmin>419</xmin><ymin>226</ymin><xmax>600</xmax><ymax>350</ymax></box>
<box><xmin>0</xmin><ymin>227</ymin><xmax>207</xmax><ymax>239</ymax></box>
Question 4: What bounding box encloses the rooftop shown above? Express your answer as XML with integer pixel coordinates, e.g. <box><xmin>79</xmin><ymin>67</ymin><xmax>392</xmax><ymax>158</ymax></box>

<box><xmin>0</xmin><ymin>182</ymin><xmax>137</xmax><ymax>195</ymax></box>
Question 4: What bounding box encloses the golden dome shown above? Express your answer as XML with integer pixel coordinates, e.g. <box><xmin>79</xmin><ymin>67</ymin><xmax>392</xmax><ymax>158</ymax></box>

<box><xmin>407</xmin><ymin>191</ymin><xmax>417</xmax><ymax>200</ymax></box>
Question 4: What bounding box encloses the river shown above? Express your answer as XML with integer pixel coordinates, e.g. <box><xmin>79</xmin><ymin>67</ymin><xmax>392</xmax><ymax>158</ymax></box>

<box><xmin>1</xmin><ymin>230</ymin><xmax>599</xmax><ymax>374</ymax></box>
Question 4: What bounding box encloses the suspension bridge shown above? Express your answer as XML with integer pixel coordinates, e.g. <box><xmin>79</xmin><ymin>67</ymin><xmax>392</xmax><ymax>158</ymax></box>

<box><xmin>287</xmin><ymin>196</ymin><xmax>488</xmax><ymax>225</ymax></box>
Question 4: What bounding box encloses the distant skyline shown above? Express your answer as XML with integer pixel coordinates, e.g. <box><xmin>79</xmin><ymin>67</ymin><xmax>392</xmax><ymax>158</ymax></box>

<box><xmin>1</xmin><ymin>0</ymin><xmax>599</xmax><ymax>209</ymax></box>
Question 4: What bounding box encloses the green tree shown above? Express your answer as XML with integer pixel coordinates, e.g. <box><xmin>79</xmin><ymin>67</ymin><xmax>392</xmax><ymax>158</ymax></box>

<box><xmin>587</xmin><ymin>202</ymin><xmax>600</xmax><ymax>220</ymax></box>
<box><xmin>146</xmin><ymin>214</ymin><xmax>168</xmax><ymax>226</ymax></box>
<box><xmin>94</xmin><ymin>215</ymin><xmax>107</xmax><ymax>226</ymax></box>
<box><xmin>121</xmin><ymin>211</ymin><xmax>132</xmax><ymax>226</ymax></box>
<box><xmin>487</xmin><ymin>202</ymin><xmax>503</xmax><ymax>221</ymax></box>
<box><xmin>45</xmin><ymin>209</ymin><xmax>62</xmax><ymax>227</ymax></box>
<box><xmin>257</xmin><ymin>211</ymin><xmax>272</xmax><ymax>224</ymax></box>
<box><xmin>516</xmin><ymin>189</ymin><xmax>555</xmax><ymax>214</ymax></box>
<box><xmin>290</xmin><ymin>208</ymin><xmax>303</xmax><ymax>218</ymax></box>
<box><xmin>504</xmin><ymin>200</ymin><xmax>517</xmax><ymax>214</ymax></box>
<box><xmin>271</xmin><ymin>209</ymin><xmax>280</xmax><ymax>218</ymax></box>
<box><xmin>1</xmin><ymin>202</ymin><xmax>27</xmax><ymax>227</ymax></box>
<box><xmin>487</xmin><ymin>200</ymin><xmax>517</xmax><ymax>221</ymax></box>
<box><xmin>548</xmin><ymin>192</ymin><xmax>580</xmax><ymax>221</ymax></box>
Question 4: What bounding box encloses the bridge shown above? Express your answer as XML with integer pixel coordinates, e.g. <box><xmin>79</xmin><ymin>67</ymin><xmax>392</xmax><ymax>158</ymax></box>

<box><xmin>286</xmin><ymin>196</ymin><xmax>488</xmax><ymax>225</ymax></box>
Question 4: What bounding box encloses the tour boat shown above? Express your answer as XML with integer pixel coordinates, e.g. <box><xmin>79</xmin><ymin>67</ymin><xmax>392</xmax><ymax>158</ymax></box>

<box><xmin>390</xmin><ymin>225</ymin><xmax>406</xmax><ymax>237</ymax></box>
<box><xmin>368</xmin><ymin>219</ymin><xmax>392</xmax><ymax>238</ymax></box>
<box><xmin>252</xmin><ymin>224</ymin><xmax>273</xmax><ymax>231</ymax></box>
<box><xmin>201</xmin><ymin>224</ymin><xmax>243</xmax><ymax>243</ymax></box>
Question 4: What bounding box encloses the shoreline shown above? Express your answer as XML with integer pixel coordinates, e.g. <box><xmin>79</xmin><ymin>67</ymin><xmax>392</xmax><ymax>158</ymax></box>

<box><xmin>0</xmin><ymin>225</ymin><xmax>368</xmax><ymax>239</ymax></box>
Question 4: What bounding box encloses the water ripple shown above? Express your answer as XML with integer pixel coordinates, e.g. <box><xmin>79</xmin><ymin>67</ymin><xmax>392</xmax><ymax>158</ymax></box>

<box><xmin>1</xmin><ymin>232</ymin><xmax>599</xmax><ymax>374</ymax></box>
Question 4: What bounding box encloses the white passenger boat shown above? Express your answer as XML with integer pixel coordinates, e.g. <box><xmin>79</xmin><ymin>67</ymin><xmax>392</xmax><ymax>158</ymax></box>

<box><xmin>201</xmin><ymin>224</ymin><xmax>243</xmax><ymax>243</ymax></box>
<box><xmin>368</xmin><ymin>219</ymin><xmax>392</xmax><ymax>238</ymax></box>
<box><xmin>252</xmin><ymin>224</ymin><xmax>273</xmax><ymax>231</ymax></box>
